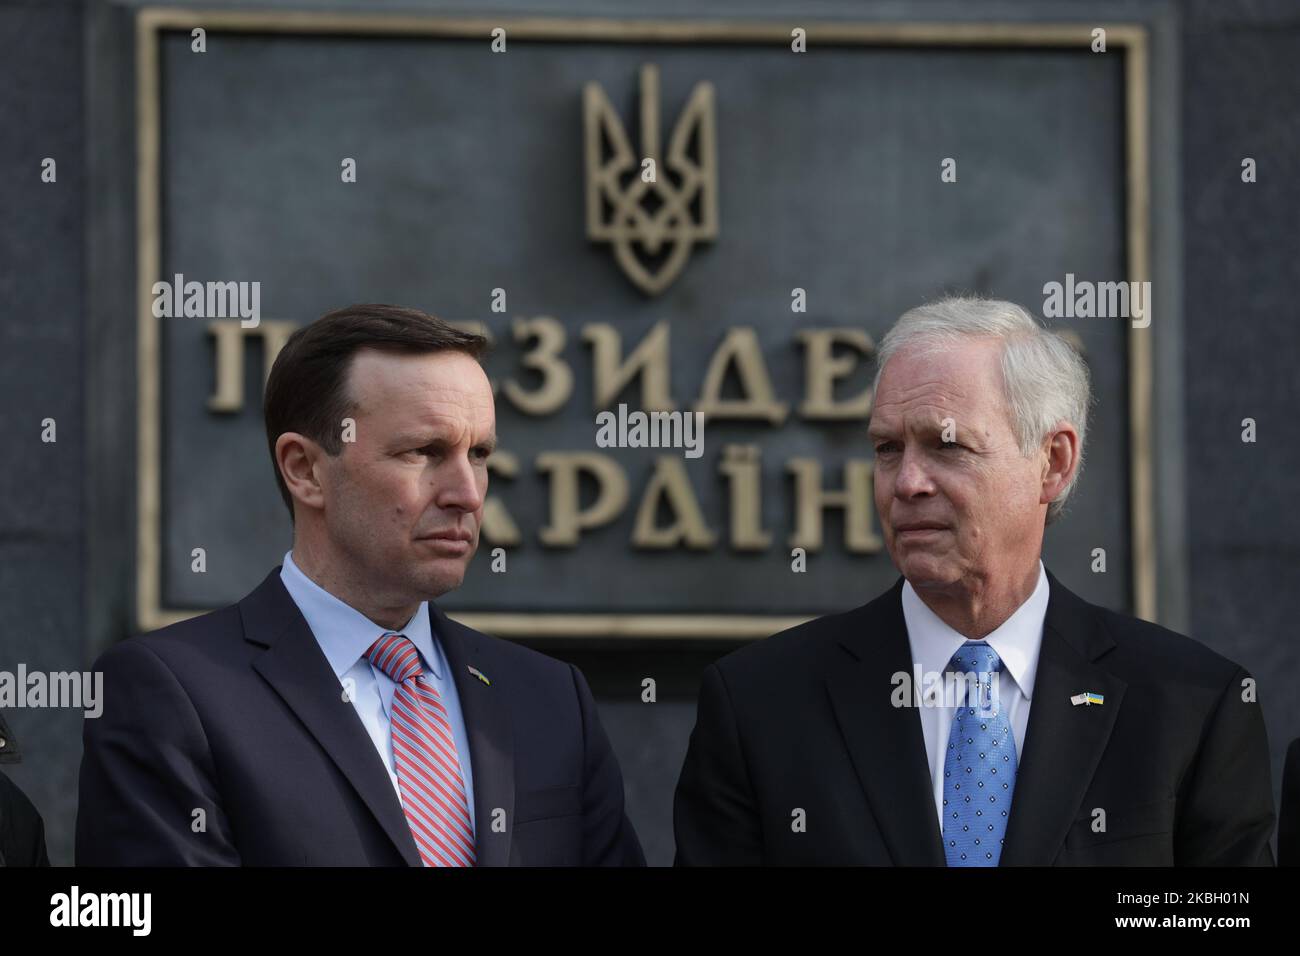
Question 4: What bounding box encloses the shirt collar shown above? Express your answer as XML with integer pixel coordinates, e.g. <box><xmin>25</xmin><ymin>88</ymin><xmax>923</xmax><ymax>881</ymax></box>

<box><xmin>279</xmin><ymin>550</ymin><xmax>440</xmax><ymax>681</ymax></box>
<box><xmin>901</xmin><ymin>560</ymin><xmax>1048</xmax><ymax>701</ymax></box>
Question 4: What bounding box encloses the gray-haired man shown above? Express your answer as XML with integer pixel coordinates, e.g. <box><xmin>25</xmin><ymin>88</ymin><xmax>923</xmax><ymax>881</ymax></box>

<box><xmin>674</xmin><ymin>296</ymin><xmax>1275</xmax><ymax>866</ymax></box>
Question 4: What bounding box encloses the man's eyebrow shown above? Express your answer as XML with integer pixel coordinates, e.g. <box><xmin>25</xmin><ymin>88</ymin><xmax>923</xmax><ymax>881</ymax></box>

<box><xmin>392</xmin><ymin>430</ymin><xmax>498</xmax><ymax>450</ymax></box>
<box><xmin>391</xmin><ymin>431</ymin><xmax>444</xmax><ymax>447</ymax></box>
<box><xmin>868</xmin><ymin>418</ymin><xmax>956</xmax><ymax>440</ymax></box>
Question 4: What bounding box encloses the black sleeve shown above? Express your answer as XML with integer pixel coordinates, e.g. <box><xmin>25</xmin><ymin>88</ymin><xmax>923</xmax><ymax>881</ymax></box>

<box><xmin>1279</xmin><ymin>738</ymin><xmax>1300</xmax><ymax>867</ymax></box>
<box><xmin>76</xmin><ymin>640</ymin><xmax>241</xmax><ymax>866</ymax></box>
<box><xmin>673</xmin><ymin>662</ymin><xmax>763</xmax><ymax>865</ymax></box>
<box><xmin>0</xmin><ymin>771</ymin><xmax>51</xmax><ymax>867</ymax></box>
<box><xmin>571</xmin><ymin>664</ymin><xmax>646</xmax><ymax>866</ymax></box>
<box><xmin>1175</xmin><ymin>666</ymin><xmax>1276</xmax><ymax>865</ymax></box>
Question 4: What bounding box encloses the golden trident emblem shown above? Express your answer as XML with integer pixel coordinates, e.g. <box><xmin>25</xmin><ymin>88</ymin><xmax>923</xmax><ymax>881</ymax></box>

<box><xmin>584</xmin><ymin>65</ymin><xmax>719</xmax><ymax>296</ymax></box>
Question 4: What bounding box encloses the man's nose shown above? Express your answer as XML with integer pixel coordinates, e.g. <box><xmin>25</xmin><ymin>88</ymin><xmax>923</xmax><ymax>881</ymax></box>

<box><xmin>894</xmin><ymin>448</ymin><xmax>937</xmax><ymax>499</ymax></box>
<box><xmin>435</xmin><ymin>455</ymin><xmax>485</xmax><ymax>513</ymax></box>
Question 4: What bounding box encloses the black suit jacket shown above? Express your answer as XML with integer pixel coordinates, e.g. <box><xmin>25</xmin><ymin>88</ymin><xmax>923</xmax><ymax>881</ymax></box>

<box><xmin>674</xmin><ymin>571</ymin><xmax>1275</xmax><ymax>865</ymax></box>
<box><xmin>77</xmin><ymin>569</ymin><xmax>644</xmax><ymax>866</ymax></box>
<box><xmin>1279</xmin><ymin>737</ymin><xmax>1300</xmax><ymax>866</ymax></box>
<box><xmin>0</xmin><ymin>772</ymin><xmax>49</xmax><ymax>868</ymax></box>
<box><xmin>0</xmin><ymin>711</ymin><xmax>49</xmax><ymax>867</ymax></box>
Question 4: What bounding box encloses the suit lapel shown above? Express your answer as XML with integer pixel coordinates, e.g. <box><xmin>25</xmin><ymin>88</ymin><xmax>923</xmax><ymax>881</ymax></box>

<box><xmin>241</xmin><ymin>569</ymin><xmax>422</xmax><ymax>867</ymax></box>
<box><xmin>1000</xmin><ymin>572</ymin><xmax>1127</xmax><ymax>865</ymax></box>
<box><xmin>431</xmin><ymin>604</ymin><xmax>515</xmax><ymax>867</ymax></box>
<box><xmin>825</xmin><ymin>580</ymin><xmax>946</xmax><ymax>865</ymax></box>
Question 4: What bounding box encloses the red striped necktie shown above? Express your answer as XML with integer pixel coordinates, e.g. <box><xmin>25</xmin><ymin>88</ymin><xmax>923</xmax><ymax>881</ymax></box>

<box><xmin>365</xmin><ymin>632</ymin><xmax>476</xmax><ymax>867</ymax></box>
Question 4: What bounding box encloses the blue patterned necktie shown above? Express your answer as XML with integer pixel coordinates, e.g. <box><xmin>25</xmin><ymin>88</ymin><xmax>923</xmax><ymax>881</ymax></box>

<box><xmin>941</xmin><ymin>641</ymin><xmax>1018</xmax><ymax>866</ymax></box>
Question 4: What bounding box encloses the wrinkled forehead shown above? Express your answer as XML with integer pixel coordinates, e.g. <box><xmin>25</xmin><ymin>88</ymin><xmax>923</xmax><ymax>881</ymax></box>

<box><xmin>870</xmin><ymin>338</ymin><xmax>1010</xmax><ymax>432</ymax></box>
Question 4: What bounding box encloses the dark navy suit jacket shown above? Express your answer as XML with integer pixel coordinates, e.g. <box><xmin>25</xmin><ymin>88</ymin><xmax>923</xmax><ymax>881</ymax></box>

<box><xmin>675</xmin><ymin>572</ymin><xmax>1276</xmax><ymax>866</ymax></box>
<box><xmin>77</xmin><ymin>568</ymin><xmax>645</xmax><ymax>866</ymax></box>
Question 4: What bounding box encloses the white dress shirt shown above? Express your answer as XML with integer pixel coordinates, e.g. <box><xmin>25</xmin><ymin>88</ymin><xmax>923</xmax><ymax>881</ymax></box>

<box><xmin>901</xmin><ymin>561</ymin><xmax>1049</xmax><ymax>830</ymax></box>
<box><xmin>278</xmin><ymin>551</ymin><xmax>476</xmax><ymax>837</ymax></box>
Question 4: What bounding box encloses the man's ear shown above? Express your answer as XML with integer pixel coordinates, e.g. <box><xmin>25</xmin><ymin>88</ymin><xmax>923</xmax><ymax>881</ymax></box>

<box><xmin>275</xmin><ymin>432</ymin><xmax>328</xmax><ymax>514</ymax></box>
<box><xmin>1040</xmin><ymin>423</ymin><xmax>1081</xmax><ymax>508</ymax></box>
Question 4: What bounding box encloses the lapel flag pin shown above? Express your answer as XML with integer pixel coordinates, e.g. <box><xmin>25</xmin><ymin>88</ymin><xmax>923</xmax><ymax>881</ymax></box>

<box><xmin>467</xmin><ymin>665</ymin><xmax>491</xmax><ymax>686</ymax></box>
<box><xmin>1071</xmin><ymin>691</ymin><xmax>1105</xmax><ymax>706</ymax></box>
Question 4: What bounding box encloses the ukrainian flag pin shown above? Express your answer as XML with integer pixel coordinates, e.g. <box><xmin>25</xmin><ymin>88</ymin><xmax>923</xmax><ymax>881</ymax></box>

<box><xmin>467</xmin><ymin>665</ymin><xmax>491</xmax><ymax>686</ymax></box>
<box><xmin>1071</xmin><ymin>691</ymin><xmax>1104</xmax><ymax>706</ymax></box>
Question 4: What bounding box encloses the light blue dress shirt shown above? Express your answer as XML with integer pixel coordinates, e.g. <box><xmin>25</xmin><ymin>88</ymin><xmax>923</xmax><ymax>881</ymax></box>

<box><xmin>279</xmin><ymin>551</ymin><xmax>476</xmax><ymax>837</ymax></box>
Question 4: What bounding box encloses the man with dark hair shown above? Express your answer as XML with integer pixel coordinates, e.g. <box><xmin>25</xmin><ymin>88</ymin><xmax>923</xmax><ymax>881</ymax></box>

<box><xmin>78</xmin><ymin>304</ymin><xmax>644</xmax><ymax>866</ymax></box>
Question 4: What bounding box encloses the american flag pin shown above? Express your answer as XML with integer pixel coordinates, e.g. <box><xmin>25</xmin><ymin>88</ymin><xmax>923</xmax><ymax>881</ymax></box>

<box><xmin>1071</xmin><ymin>691</ymin><xmax>1104</xmax><ymax>706</ymax></box>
